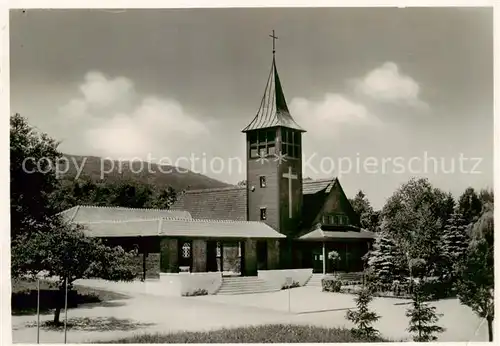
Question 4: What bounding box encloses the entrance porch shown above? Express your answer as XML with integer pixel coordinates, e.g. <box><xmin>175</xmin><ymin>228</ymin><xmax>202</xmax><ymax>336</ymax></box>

<box><xmin>160</xmin><ymin>237</ymin><xmax>281</xmax><ymax>276</ymax></box>
<box><xmin>294</xmin><ymin>226</ymin><xmax>375</xmax><ymax>274</ymax></box>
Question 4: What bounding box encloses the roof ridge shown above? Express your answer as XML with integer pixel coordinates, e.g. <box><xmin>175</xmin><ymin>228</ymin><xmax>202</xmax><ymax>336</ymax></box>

<box><xmin>80</xmin><ymin>217</ymin><xmax>266</xmax><ymax>225</ymax></box>
<box><xmin>182</xmin><ymin>185</ymin><xmax>243</xmax><ymax>194</ymax></box>
<box><xmin>75</xmin><ymin>204</ymin><xmax>176</xmax><ymax>212</ymax></box>
<box><xmin>161</xmin><ymin>217</ymin><xmax>264</xmax><ymax>224</ymax></box>
<box><xmin>78</xmin><ymin>218</ymin><xmax>165</xmax><ymax>224</ymax></box>
<box><xmin>303</xmin><ymin>177</ymin><xmax>336</xmax><ymax>184</ymax></box>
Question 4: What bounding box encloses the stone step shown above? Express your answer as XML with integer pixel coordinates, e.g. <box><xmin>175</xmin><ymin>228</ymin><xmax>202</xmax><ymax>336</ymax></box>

<box><xmin>216</xmin><ymin>276</ymin><xmax>280</xmax><ymax>295</ymax></box>
<box><xmin>220</xmin><ymin>280</ymin><xmax>276</xmax><ymax>286</ymax></box>
<box><xmin>217</xmin><ymin>288</ymin><xmax>279</xmax><ymax>295</ymax></box>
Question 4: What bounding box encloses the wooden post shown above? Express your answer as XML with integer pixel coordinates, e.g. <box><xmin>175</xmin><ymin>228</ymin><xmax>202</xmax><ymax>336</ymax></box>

<box><xmin>322</xmin><ymin>242</ymin><xmax>326</xmax><ymax>275</ymax></box>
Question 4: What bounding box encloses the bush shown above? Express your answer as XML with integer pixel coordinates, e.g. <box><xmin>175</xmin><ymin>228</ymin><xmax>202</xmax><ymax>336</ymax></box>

<box><xmin>421</xmin><ymin>277</ymin><xmax>454</xmax><ymax>300</ymax></box>
<box><xmin>183</xmin><ymin>288</ymin><xmax>208</xmax><ymax>297</ymax></box>
<box><xmin>11</xmin><ymin>279</ymin><xmax>129</xmax><ymax>315</ymax></box>
<box><xmin>101</xmin><ymin>324</ymin><xmax>387</xmax><ymax>343</ymax></box>
<box><xmin>322</xmin><ymin>277</ymin><xmax>342</xmax><ymax>292</ymax></box>
<box><xmin>281</xmin><ymin>281</ymin><xmax>300</xmax><ymax>290</ymax></box>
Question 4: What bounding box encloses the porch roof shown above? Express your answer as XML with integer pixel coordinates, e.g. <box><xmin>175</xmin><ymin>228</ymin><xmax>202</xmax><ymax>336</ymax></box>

<box><xmin>297</xmin><ymin>226</ymin><xmax>375</xmax><ymax>241</ymax></box>
<box><xmin>80</xmin><ymin>217</ymin><xmax>286</xmax><ymax>239</ymax></box>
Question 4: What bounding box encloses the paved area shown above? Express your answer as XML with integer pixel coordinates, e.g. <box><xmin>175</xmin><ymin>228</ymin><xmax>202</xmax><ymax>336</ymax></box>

<box><xmin>11</xmin><ymin>281</ymin><xmax>488</xmax><ymax>343</ymax></box>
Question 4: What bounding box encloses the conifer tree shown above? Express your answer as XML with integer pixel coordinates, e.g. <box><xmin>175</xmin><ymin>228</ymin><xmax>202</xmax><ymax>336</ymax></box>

<box><xmin>346</xmin><ymin>287</ymin><xmax>380</xmax><ymax>339</ymax></box>
<box><xmin>367</xmin><ymin>232</ymin><xmax>403</xmax><ymax>284</ymax></box>
<box><xmin>441</xmin><ymin>211</ymin><xmax>469</xmax><ymax>281</ymax></box>
<box><xmin>406</xmin><ymin>283</ymin><xmax>445</xmax><ymax>341</ymax></box>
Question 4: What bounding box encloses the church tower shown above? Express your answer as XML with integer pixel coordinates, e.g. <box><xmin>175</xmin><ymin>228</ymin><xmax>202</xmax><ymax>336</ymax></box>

<box><xmin>242</xmin><ymin>31</ymin><xmax>305</xmax><ymax>239</ymax></box>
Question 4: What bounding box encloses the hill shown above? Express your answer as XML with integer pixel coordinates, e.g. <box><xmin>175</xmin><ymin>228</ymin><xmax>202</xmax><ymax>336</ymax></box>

<box><xmin>59</xmin><ymin>154</ymin><xmax>232</xmax><ymax>191</ymax></box>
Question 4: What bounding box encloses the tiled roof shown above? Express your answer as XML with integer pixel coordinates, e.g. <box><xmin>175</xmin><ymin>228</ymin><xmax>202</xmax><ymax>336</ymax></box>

<box><xmin>242</xmin><ymin>57</ymin><xmax>304</xmax><ymax>132</ymax></box>
<box><xmin>171</xmin><ymin>186</ymin><xmax>247</xmax><ymax>221</ymax></box>
<box><xmin>298</xmin><ymin>226</ymin><xmax>375</xmax><ymax>241</ymax></box>
<box><xmin>171</xmin><ymin>178</ymin><xmax>336</xmax><ymax>222</ymax></box>
<box><xmin>81</xmin><ymin>218</ymin><xmax>285</xmax><ymax>239</ymax></box>
<box><xmin>60</xmin><ymin>205</ymin><xmax>192</xmax><ymax>223</ymax></box>
<box><xmin>302</xmin><ymin>178</ymin><xmax>334</xmax><ymax>194</ymax></box>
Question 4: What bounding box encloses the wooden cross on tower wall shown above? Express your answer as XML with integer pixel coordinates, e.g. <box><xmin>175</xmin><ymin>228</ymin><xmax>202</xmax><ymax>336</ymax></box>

<box><xmin>283</xmin><ymin>166</ymin><xmax>298</xmax><ymax>218</ymax></box>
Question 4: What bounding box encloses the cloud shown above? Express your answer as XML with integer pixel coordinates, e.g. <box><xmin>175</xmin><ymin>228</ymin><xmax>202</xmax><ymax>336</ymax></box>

<box><xmin>58</xmin><ymin>71</ymin><xmax>208</xmax><ymax>161</ymax></box>
<box><xmin>353</xmin><ymin>62</ymin><xmax>427</xmax><ymax>108</ymax></box>
<box><xmin>79</xmin><ymin>71</ymin><xmax>135</xmax><ymax>108</ymax></box>
<box><xmin>290</xmin><ymin>93</ymin><xmax>380</xmax><ymax>137</ymax></box>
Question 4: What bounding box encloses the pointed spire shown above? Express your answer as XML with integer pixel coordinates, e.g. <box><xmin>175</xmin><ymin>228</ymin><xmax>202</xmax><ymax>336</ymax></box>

<box><xmin>242</xmin><ymin>54</ymin><xmax>305</xmax><ymax>133</ymax></box>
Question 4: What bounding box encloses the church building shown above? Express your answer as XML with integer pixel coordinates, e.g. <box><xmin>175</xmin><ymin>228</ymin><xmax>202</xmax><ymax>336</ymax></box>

<box><xmin>62</xmin><ymin>38</ymin><xmax>375</xmax><ymax>280</ymax></box>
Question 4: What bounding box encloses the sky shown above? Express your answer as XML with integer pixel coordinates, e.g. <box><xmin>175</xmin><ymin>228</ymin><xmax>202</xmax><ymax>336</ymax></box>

<box><xmin>10</xmin><ymin>8</ymin><xmax>493</xmax><ymax>209</ymax></box>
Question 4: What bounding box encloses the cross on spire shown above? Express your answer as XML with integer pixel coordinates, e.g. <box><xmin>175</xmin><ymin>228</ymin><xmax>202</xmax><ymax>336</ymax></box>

<box><xmin>269</xmin><ymin>29</ymin><xmax>278</xmax><ymax>55</ymax></box>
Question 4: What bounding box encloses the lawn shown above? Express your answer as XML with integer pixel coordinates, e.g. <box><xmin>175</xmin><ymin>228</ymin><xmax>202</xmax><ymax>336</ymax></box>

<box><xmin>11</xmin><ymin>279</ymin><xmax>129</xmax><ymax>315</ymax></box>
<box><xmin>103</xmin><ymin>324</ymin><xmax>387</xmax><ymax>343</ymax></box>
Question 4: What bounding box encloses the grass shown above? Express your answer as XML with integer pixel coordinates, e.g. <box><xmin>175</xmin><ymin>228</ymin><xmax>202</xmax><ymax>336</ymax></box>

<box><xmin>102</xmin><ymin>324</ymin><xmax>387</xmax><ymax>343</ymax></box>
<box><xmin>11</xmin><ymin>279</ymin><xmax>129</xmax><ymax>315</ymax></box>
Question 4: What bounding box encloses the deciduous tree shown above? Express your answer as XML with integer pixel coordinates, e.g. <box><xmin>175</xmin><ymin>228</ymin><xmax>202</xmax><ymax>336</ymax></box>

<box><xmin>16</xmin><ymin>221</ymin><xmax>137</xmax><ymax>324</ymax></box>
<box><xmin>456</xmin><ymin>202</ymin><xmax>494</xmax><ymax>341</ymax></box>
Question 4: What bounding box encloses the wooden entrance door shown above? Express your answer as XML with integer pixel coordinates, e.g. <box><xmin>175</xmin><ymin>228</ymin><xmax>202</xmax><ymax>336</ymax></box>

<box><xmin>312</xmin><ymin>249</ymin><xmax>323</xmax><ymax>273</ymax></box>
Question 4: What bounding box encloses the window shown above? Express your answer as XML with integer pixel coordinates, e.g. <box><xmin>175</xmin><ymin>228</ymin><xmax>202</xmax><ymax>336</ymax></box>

<box><xmin>260</xmin><ymin>207</ymin><xmax>267</xmax><ymax>220</ymax></box>
<box><xmin>329</xmin><ymin>215</ymin><xmax>336</xmax><ymax>224</ymax></box>
<box><xmin>343</xmin><ymin>215</ymin><xmax>350</xmax><ymax>225</ymax></box>
<box><xmin>280</xmin><ymin>128</ymin><xmax>301</xmax><ymax>159</ymax></box>
<box><xmin>259</xmin><ymin>176</ymin><xmax>267</xmax><ymax>188</ymax></box>
<box><xmin>181</xmin><ymin>242</ymin><xmax>191</xmax><ymax>258</ymax></box>
<box><xmin>249</xmin><ymin>130</ymin><xmax>277</xmax><ymax>159</ymax></box>
<box><xmin>338</xmin><ymin>215</ymin><xmax>344</xmax><ymax>225</ymax></box>
<box><xmin>321</xmin><ymin>214</ymin><xmax>349</xmax><ymax>225</ymax></box>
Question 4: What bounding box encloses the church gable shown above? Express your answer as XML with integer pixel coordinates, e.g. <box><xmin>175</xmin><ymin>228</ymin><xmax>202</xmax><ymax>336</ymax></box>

<box><xmin>311</xmin><ymin>178</ymin><xmax>360</xmax><ymax>228</ymax></box>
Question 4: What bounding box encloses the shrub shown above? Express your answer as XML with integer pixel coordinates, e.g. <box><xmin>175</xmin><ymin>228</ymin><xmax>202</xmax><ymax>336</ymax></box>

<box><xmin>322</xmin><ymin>277</ymin><xmax>342</xmax><ymax>292</ymax></box>
<box><xmin>345</xmin><ymin>287</ymin><xmax>380</xmax><ymax>338</ymax></box>
<box><xmin>421</xmin><ymin>276</ymin><xmax>454</xmax><ymax>300</ymax></box>
<box><xmin>281</xmin><ymin>281</ymin><xmax>300</xmax><ymax>290</ymax></box>
<box><xmin>183</xmin><ymin>288</ymin><xmax>208</xmax><ymax>297</ymax></box>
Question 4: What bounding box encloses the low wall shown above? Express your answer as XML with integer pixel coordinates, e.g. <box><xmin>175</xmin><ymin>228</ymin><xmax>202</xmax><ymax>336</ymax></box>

<box><xmin>160</xmin><ymin>272</ymin><xmax>222</xmax><ymax>296</ymax></box>
<box><xmin>258</xmin><ymin>268</ymin><xmax>313</xmax><ymax>288</ymax></box>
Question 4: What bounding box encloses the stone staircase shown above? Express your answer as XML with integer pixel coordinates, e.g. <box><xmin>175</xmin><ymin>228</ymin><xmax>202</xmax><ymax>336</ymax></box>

<box><xmin>305</xmin><ymin>273</ymin><xmax>324</xmax><ymax>287</ymax></box>
<box><xmin>216</xmin><ymin>276</ymin><xmax>280</xmax><ymax>295</ymax></box>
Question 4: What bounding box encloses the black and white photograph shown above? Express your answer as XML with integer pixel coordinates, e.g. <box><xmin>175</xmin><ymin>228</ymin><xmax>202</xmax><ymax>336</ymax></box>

<box><xmin>7</xmin><ymin>5</ymin><xmax>495</xmax><ymax>343</ymax></box>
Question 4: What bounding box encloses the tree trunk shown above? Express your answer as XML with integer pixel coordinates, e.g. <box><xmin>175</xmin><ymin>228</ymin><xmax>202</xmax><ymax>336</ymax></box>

<box><xmin>487</xmin><ymin>316</ymin><xmax>493</xmax><ymax>341</ymax></box>
<box><xmin>53</xmin><ymin>284</ymin><xmax>65</xmax><ymax>325</ymax></box>
<box><xmin>53</xmin><ymin>306</ymin><xmax>61</xmax><ymax>324</ymax></box>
